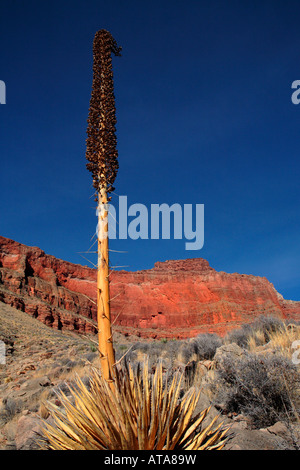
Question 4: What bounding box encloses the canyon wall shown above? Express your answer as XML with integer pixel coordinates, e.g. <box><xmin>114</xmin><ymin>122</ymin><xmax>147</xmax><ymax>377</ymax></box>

<box><xmin>0</xmin><ymin>236</ymin><xmax>299</xmax><ymax>339</ymax></box>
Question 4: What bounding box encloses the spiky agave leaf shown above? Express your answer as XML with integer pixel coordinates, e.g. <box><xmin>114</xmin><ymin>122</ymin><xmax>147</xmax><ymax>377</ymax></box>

<box><xmin>40</xmin><ymin>361</ymin><xmax>229</xmax><ymax>450</ymax></box>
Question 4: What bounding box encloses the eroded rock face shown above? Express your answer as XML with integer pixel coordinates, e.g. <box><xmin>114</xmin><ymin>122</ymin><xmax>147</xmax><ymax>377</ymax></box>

<box><xmin>0</xmin><ymin>237</ymin><xmax>98</xmax><ymax>335</ymax></box>
<box><xmin>0</xmin><ymin>236</ymin><xmax>299</xmax><ymax>339</ymax></box>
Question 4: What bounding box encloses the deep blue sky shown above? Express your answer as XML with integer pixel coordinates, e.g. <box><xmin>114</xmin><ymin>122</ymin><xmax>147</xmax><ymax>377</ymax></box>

<box><xmin>0</xmin><ymin>0</ymin><xmax>299</xmax><ymax>300</ymax></box>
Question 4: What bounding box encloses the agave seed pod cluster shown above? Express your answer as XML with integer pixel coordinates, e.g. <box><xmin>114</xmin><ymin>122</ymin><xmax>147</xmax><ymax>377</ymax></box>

<box><xmin>86</xmin><ymin>30</ymin><xmax>121</xmax><ymax>197</ymax></box>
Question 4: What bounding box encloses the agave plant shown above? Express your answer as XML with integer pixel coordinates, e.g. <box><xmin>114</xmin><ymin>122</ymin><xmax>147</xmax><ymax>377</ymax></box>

<box><xmin>40</xmin><ymin>362</ymin><xmax>228</xmax><ymax>450</ymax></box>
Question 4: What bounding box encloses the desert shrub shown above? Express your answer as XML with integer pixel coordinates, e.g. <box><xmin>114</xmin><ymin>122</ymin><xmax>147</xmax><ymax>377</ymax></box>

<box><xmin>160</xmin><ymin>338</ymin><xmax>168</xmax><ymax>344</ymax></box>
<box><xmin>126</xmin><ymin>340</ymin><xmax>182</xmax><ymax>371</ymax></box>
<box><xmin>89</xmin><ymin>343</ymin><xmax>97</xmax><ymax>353</ymax></box>
<box><xmin>85</xmin><ymin>352</ymin><xmax>98</xmax><ymax>363</ymax></box>
<box><xmin>2</xmin><ymin>397</ymin><xmax>21</xmax><ymax>418</ymax></box>
<box><xmin>193</xmin><ymin>334</ymin><xmax>223</xmax><ymax>360</ymax></box>
<box><xmin>224</xmin><ymin>325</ymin><xmax>252</xmax><ymax>348</ymax></box>
<box><xmin>179</xmin><ymin>334</ymin><xmax>222</xmax><ymax>365</ymax></box>
<box><xmin>252</xmin><ymin>316</ymin><xmax>286</xmax><ymax>341</ymax></box>
<box><xmin>212</xmin><ymin>353</ymin><xmax>300</xmax><ymax>428</ymax></box>
<box><xmin>129</xmin><ymin>342</ymin><xmax>150</xmax><ymax>355</ymax></box>
<box><xmin>179</xmin><ymin>342</ymin><xmax>197</xmax><ymax>364</ymax></box>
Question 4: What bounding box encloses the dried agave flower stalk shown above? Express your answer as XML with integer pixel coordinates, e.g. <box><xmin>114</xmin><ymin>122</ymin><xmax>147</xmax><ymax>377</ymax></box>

<box><xmin>86</xmin><ymin>30</ymin><xmax>121</xmax><ymax>381</ymax></box>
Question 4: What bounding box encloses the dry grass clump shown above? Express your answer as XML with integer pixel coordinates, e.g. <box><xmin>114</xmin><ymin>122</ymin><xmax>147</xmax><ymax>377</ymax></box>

<box><xmin>225</xmin><ymin>316</ymin><xmax>300</xmax><ymax>351</ymax></box>
<box><xmin>224</xmin><ymin>316</ymin><xmax>285</xmax><ymax>348</ymax></box>
<box><xmin>248</xmin><ymin>322</ymin><xmax>300</xmax><ymax>360</ymax></box>
<box><xmin>40</xmin><ymin>362</ymin><xmax>228</xmax><ymax>450</ymax></box>
<box><xmin>126</xmin><ymin>334</ymin><xmax>222</xmax><ymax>371</ymax></box>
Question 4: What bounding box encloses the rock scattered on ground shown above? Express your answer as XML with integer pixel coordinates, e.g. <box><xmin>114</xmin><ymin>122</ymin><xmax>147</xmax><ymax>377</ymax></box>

<box><xmin>0</xmin><ymin>302</ymin><xmax>299</xmax><ymax>450</ymax></box>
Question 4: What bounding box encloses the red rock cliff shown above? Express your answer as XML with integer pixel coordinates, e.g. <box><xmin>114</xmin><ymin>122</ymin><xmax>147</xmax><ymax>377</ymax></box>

<box><xmin>0</xmin><ymin>236</ymin><xmax>299</xmax><ymax>339</ymax></box>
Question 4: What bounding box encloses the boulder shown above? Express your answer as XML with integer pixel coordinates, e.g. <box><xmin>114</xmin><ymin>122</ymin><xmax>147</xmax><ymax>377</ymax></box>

<box><xmin>15</xmin><ymin>414</ymin><xmax>42</xmax><ymax>450</ymax></box>
<box><xmin>214</xmin><ymin>343</ymin><xmax>246</xmax><ymax>367</ymax></box>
